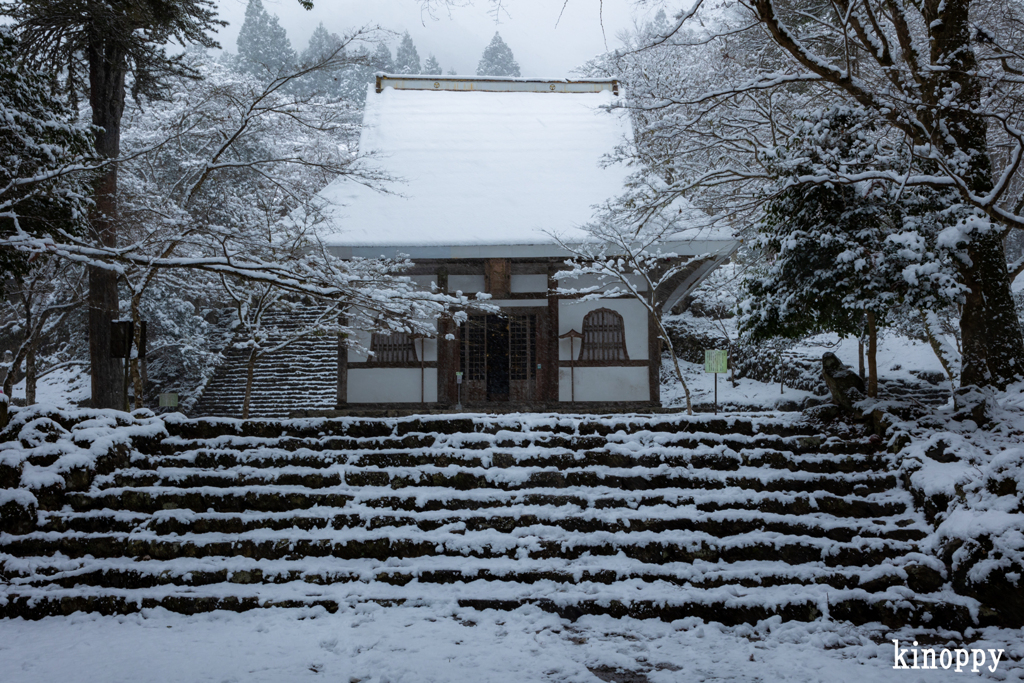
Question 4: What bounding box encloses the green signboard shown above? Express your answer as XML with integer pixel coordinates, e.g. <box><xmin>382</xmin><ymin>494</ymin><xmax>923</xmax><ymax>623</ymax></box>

<box><xmin>704</xmin><ymin>349</ymin><xmax>728</xmax><ymax>374</ymax></box>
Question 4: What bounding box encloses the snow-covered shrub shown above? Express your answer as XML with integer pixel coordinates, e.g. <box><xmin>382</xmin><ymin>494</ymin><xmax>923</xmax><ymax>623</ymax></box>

<box><xmin>893</xmin><ymin>389</ymin><xmax>1024</xmax><ymax>625</ymax></box>
<box><xmin>0</xmin><ymin>405</ymin><xmax>169</xmax><ymax>521</ymax></box>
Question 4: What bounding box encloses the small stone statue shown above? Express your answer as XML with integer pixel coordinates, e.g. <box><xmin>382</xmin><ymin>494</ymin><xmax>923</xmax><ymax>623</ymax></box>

<box><xmin>821</xmin><ymin>352</ymin><xmax>866</xmax><ymax>414</ymax></box>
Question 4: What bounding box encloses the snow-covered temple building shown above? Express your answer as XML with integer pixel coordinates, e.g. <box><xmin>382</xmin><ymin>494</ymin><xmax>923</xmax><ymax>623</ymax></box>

<box><xmin>314</xmin><ymin>75</ymin><xmax>738</xmax><ymax>412</ymax></box>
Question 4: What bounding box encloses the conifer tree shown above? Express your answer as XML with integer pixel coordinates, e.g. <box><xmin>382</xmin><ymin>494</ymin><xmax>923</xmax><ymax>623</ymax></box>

<box><xmin>423</xmin><ymin>54</ymin><xmax>441</xmax><ymax>75</ymax></box>
<box><xmin>393</xmin><ymin>32</ymin><xmax>420</xmax><ymax>74</ymax></box>
<box><xmin>236</xmin><ymin>0</ymin><xmax>295</xmax><ymax>77</ymax></box>
<box><xmin>740</xmin><ymin>108</ymin><xmax>962</xmax><ymax>397</ymax></box>
<box><xmin>300</xmin><ymin>23</ymin><xmax>343</xmax><ymax>96</ymax></box>
<box><xmin>0</xmin><ymin>26</ymin><xmax>91</xmax><ymax>294</ymax></box>
<box><xmin>476</xmin><ymin>32</ymin><xmax>520</xmax><ymax>77</ymax></box>
<box><xmin>3</xmin><ymin>0</ymin><xmax>222</xmax><ymax>410</ymax></box>
<box><xmin>371</xmin><ymin>43</ymin><xmax>394</xmax><ymax>73</ymax></box>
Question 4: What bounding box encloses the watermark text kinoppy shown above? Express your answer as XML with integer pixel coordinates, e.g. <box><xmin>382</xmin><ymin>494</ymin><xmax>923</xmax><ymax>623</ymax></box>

<box><xmin>893</xmin><ymin>640</ymin><xmax>1005</xmax><ymax>673</ymax></box>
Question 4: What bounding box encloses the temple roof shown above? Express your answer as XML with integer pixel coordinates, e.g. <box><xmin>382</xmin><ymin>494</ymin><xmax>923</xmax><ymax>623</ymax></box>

<box><xmin>320</xmin><ymin>76</ymin><xmax>735</xmax><ymax>259</ymax></box>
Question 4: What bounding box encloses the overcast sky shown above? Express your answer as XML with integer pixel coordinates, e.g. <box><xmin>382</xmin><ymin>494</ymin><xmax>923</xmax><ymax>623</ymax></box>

<box><xmin>213</xmin><ymin>0</ymin><xmax>661</xmax><ymax>76</ymax></box>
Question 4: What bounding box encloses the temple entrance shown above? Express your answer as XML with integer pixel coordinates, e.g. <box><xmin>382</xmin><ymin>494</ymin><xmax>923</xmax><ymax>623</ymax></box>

<box><xmin>485</xmin><ymin>315</ymin><xmax>510</xmax><ymax>401</ymax></box>
<box><xmin>461</xmin><ymin>312</ymin><xmax>539</xmax><ymax>403</ymax></box>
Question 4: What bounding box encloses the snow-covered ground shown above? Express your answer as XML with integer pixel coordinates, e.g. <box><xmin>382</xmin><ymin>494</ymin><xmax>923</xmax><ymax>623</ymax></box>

<box><xmin>2</xmin><ymin>605</ymin><xmax>1023</xmax><ymax>683</ymax></box>
<box><xmin>661</xmin><ymin>331</ymin><xmax>951</xmax><ymax>411</ymax></box>
<box><xmin>8</xmin><ymin>364</ymin><xmax>90</xmax><ymax>407</ymax></box>
<box><xmin>11</xmin><ymin>331</ymin><xmax>950</xmax><ymax>414</ymax></box>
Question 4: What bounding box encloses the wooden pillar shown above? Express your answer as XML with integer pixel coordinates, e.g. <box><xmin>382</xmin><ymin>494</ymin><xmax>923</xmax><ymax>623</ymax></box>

<box><xmin>336</xmin><ymin>329</ymin><xmax>348</xmax><ymax>409</ymax></box>
<box><xmin>486</xmin><ymin>258</ymin><xmax>511</xmax><ymax>298</ymax></box>
<box><xmin>648</xmin><ymin>300</ymin><xmax>661</xmax><ymax>405</ymax></box>
<box><xmin>435</xmin><ymin>266</ymin><xmax>458</xmax><ymax>406</ymax></box>
<box><xmin>437</xmin><ymin>317</ymin><xmax>458</xmax><ymax>405</ymax></box>
<box><xmin>546</xmin><ymin>266</ymin><xmax>560</xmax><ymax>403</ymax></box>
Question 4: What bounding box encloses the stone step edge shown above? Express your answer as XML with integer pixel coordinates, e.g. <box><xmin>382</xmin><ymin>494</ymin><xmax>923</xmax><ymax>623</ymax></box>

<box><xmin>0</xmin><ymin>590</ymin><xmax>981</xmax><ymax>629</ymax></box>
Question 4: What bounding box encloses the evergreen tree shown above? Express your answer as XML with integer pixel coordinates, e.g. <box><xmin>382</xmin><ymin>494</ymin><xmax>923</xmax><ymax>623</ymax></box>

<box><xmin>338</xmin><ymin>46</ymin><xmax>375</xmax><ymax>106</ymax></box>
<box><xmin>740</xmin><ymin>108</ymin><xmax>962</xmax><ymax>396</ymax></box>
<box><xmin>236</xmin><ymin>0</ymin><xmax>295</xmax><ymax>77</ymax></box>
<box><xmin>393</xmin><ymin>32</ymin><xmax>420</xmax><ymax>75</ymax></box>
<box><xmin>476</xmin><ymin>32</ymin><xmax>520</xmax><ymax>77</ymax></box>
<box><xmin>446</xmin><ymin>67</ymin><xmax>457</xmax><ymax>76</ymax></box>
<box><xmin>371</xmin><ymin>43</ymin><xmax>393</xmax><ymax>73</ymax></box>
<box><xmin>0</xmin><ymin>26</ymin><xmax>91</xmax><ymax>296</ymax></box>
<box><xmin>423</xmin><ymin>54</ymin><xmax>441</xmax><ymax>75</ymax></box>
<box><xmin>4</xmin><ymin>0</ymin><xmax>222</xmax><ymax>410</ymax></box>
<box><xmin>300</xmin><ymin>23</ymin><xmax>343</xmax><ymax>96</ymax></box>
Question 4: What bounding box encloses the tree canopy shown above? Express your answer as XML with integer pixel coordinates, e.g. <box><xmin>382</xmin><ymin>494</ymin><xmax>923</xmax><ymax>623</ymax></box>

<box><xmin>476</xmin><ymin>32</ymin><xmax>520</xmax><ymax>77</ymax></box>
<box><xmin>393</xmin><ymin>32</ymin><xmax>420</xmax><ymax>75</ymax></box>
<box><xmin>0</xmin><ymin>26</ymin><xmax>92</xmax><ymax>296</ymax></box>
<box><xmin>236</xmin><ymin>0</ymin><xmax>296</xmax><ymax>78</ymax></box>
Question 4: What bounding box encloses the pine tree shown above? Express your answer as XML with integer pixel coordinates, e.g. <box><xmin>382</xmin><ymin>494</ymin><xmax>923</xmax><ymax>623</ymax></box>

<box><xmin>0</xmin><ymin>26</ymin><xmax>91</xmax><ymax>295</ymax></box>
<box><xmin>236</xmin><ymin>0</ymin><xmax>296</xmax><ymax>78</ymax></box>
<box><xmin>740</xmin><ymin>108</ymin><xmax>962</xmax><ymax>397</ymax></box>
<box><xmin>446</xmin><ymin>67</ymin><xmax>458</xmax><ymax>75</ymax></box>
<box><xmin>393</xmin><ymin>32</ymin><xmax>420</xmax><ymax>75</ymax></box>
<box><xmin>338</xmin><ymin>46</ymin><xmax>375</xmax><ymax>106</ymax></box>
<box><xmin>371</xmin><ymin>43</ymin><xmax>394</xmax><ymax>73</ymax></box>
<box><xmin>423</xmin><ymin>54</ymin><xmax>441</xmax><ymax>75</ymax></box>
<box><xmin>300</xmin><ymin>23</ymin><xmax>343</xmax><ymax>96</ymax></box>
<box><xmin>5</xmin><ymin>0</ymin><xmax>221</xmax><ymax>410</ymax></box>
<box><xmin>476</xmin><ymin>32</ymin><xmax>520</xmax><ymax>77</ymax></box>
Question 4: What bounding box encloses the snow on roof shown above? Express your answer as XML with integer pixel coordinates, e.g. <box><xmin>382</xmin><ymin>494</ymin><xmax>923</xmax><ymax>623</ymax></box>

<box><xmin>320</xmin><ymin>76</ymin><xmax>736</xmax><ymax>258</ymax></box>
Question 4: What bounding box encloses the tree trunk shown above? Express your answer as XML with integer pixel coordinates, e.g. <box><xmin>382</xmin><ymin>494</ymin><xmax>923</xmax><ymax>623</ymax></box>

<box><xmin>26</xmin><ymin>345</ymin><xmax>36</xmax><ymax>405</ymax></box>
<box><xmin>87</xmin><ymin>35</ymin><xmax>127</xmax><ymax>409</ymax></box>
<box><xmin>866</xmin><ymin>311</ymin><xmax>878</xmax><ymax>399</ymax></box>
<box><xmin>130</xmin><ymin>300</ymin><xmax>144</xmax><ymax>410</ymax></box>
<box><xmin>0</xmin><ymin>354</ymin><xmax>9</xmax><ymax>429</ymax></box>
<box><xmin>922</xmin><ymin>310</ymin><xmax>958</xmax><ymax>389</ymax></box>
<box><xmin>958</xmin><ymin>233</ymin><xmax>1024</xmax><ymax>389</ymax></box>
<box><xmin>858</xmin><ymin>338</ymin><xmax>865</xmax><ymax>381</ymax></box>
<box><xmin>654</xmin><ymin>315</ymin><xmax>691</xmax><ymax>415</ymax></box>
<box><xmin>923</xmin><ymin>0</ymin><xmax>1024</xmax><ymax>389</ymax></box>
<box><xmin>25</xmin><ymin>302</ymin><xmax>35</xmax><ymax>405</ymax></box>
<box><xmin>242</xmin><ymin>350</ymin><xmax>259</xmax><ymax>419</ymax></box>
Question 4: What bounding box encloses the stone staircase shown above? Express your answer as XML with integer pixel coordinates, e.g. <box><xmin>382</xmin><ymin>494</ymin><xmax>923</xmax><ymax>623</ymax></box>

<box><xmin>878</xmin><ymin>377</ymin><xmax>952</xmax><ymax>408</ymax></box>
<box><xmin>191</xmin><ymin>306</ymin><xmax>338</xmax><ymax>418</ymax></box>
<box><xmin>0</xmin><ymin>411</ymin><xmax>977</xmax><ymax>626</ymax></box>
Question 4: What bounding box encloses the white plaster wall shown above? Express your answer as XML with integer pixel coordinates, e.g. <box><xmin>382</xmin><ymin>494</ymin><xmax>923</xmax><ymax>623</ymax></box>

<box><xmin>485</xmin><ymin>299</ymin><xmax>548</xmax><ymax>308</ymax></box>
<box><xmin>410</xmin><ymin>275</ymin><xmax>437</xmax><ymax>291</ymax></box>
<box><xmin>558</xmin><ymin>299</ymin><xmax>648</xmax><ymax>361</ymax></box>
<box><xmin>559</xmin><ymin>366</ymin><xmax>649</xmax><ymax>402</ymax></box>
<box><xmin>416</xmin><ymin>337</ymin><xmax>437</xmax><ymax>362</ymax></box>
<box><xmin>511</xmin><ymin>274</ymin><xmax>549</xmax><ymax>293</ymax></box>
<box><xmin>449</xmin><ymin>275</ymin><xmax>486</xmax><ymax>294</ymax></box>
<box><xmin>348</xmin><ymin>329</ymin><xmax>372</xmax><ymax>362</ymax></box>
<box><xmin>555</xmin><ymin>273</ymin><xmax>648</xmax><ymax>293</ymax></box>
<box><xmin>347</xmin><ymin>324</ymin><xmax>437</xmax><ymax>362</ymax></box>
<box><xmin>348</xmin><ymin>368</ymin><xmax>438</xmax><ymax>403</ymax></box>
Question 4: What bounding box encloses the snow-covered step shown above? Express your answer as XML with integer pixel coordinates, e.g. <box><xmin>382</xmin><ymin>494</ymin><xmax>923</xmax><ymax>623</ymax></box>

<box><xmin>91</xmin><ymin>465</ymin><xmax>898</xmax><ymax>498</ymax></box>
<box><xmin>0</xmin><ymin>554</ymin><xmax>943</xmax><ymax>595</ymax></box>
<box><xmin>159</xmin><ymin>414</ymin><xmax>830</xmax><ymax>441</ymax></box>
<box><xmin>142</xmin><ymin>446</ymin><xmax>890</xmax><ymax>475</ymax></box>
<box><xmin>192</xmin><ymin>306</ymin><xmax>339</xmax><ymax>418</ymax></box>
<box><xmin>36</xmin><ymin>505</ymin><xmax>928</xmax><ymax>542</ymax></box>
<box><xmin>65</xmin><ymin>484</ymin><xmax>911</xmax><ymax>519</ymax></box>
<box><xmin>0</xmin><ymin>526</ymin><xmax>922</xmax><ymax>568</ymax></box>
<box><xmin>0</xmin><ymin>579</ymin><xmax>978</xmax><ymax>629</ymax></box>
<box><xmin>0</xmin><ymin>410</ymin><xmax>954</xmax><ymax>625</ymax></box>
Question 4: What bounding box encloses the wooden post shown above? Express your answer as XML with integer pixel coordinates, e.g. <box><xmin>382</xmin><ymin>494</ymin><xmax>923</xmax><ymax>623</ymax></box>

<box><xmin>559</xmin><ymin>329</ymin><xmax>583</xmax><ymax>405</ymax></box>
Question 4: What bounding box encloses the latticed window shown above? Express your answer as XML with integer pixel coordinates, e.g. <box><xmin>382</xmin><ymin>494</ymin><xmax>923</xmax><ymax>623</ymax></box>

<box><xmin>509</xmin><ymin>314</ymin><xmax>537</xmax><ymax>380</ymax></box>
<box><xmin>370</xmin><ymin>332</ymin><xmax>417</xmax><ymax>363</ymax></box>
<box><xmin>579</xmin><ymin>308</ymin><xmax>628</xmax><ymax>362</ymax></box>
<box><xmin>460</xmin><ymin>317</ymin><xmax>486</xmax><ymax>380</ymax></box>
